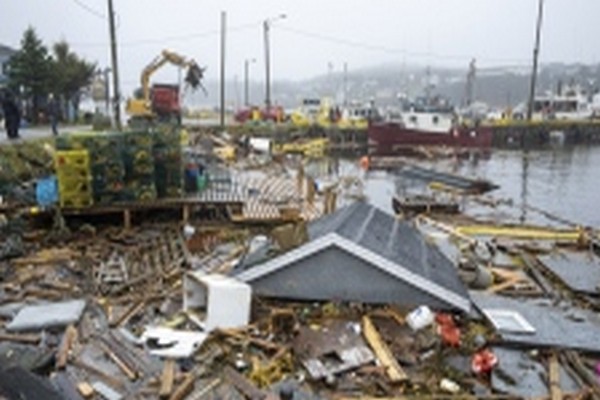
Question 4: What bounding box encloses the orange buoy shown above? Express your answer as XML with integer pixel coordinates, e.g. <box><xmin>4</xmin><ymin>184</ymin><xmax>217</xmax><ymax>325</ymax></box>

<box><xmin>359</xmin><ymin>155</ymin><xmax>370</xmax><ymax>170</ymax></box>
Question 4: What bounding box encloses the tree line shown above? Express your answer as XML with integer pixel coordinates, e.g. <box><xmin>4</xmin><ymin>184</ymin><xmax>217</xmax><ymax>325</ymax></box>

<box><xmin>5</xmin><ymin>26</ymin><xmax>97</xmax><ymax>124</ymax></box>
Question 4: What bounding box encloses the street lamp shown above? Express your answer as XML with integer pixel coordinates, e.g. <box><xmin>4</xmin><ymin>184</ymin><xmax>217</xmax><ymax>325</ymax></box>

<box><xmin>263</xmin><ymin>13</ymin><xmax>286</xmax><ymax>111</ymax></box>
<box><xmin>244</xmin><ymin>58</ymin><xmax>256</xmax><ymax>107</ymax></box>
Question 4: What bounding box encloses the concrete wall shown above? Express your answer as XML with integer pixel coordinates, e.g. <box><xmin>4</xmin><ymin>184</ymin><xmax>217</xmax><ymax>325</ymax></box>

<box><xmin>249</xmin><ymin>247</ymin><xmax>458</xmax><ymax>310</ymax></box>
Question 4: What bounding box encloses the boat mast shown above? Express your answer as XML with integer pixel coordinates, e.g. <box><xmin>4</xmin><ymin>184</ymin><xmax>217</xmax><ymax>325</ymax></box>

<box><xmin>527</xmin><ymin>0</ymin><xmax>545</xmax><ymax>121</ymax></box>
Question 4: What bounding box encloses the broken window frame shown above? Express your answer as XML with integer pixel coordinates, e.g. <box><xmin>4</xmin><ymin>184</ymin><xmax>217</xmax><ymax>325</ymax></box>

<box><xmin>482</xmin><ymin>309</ymin><xmax>536</xmax><ymax>334</ymax></box>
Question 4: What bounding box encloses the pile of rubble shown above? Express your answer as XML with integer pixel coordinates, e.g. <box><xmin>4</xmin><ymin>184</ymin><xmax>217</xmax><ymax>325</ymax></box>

<box><xmin>0</xmin><ymin>201</ymin><xmax>599</xmax><ymax>399</ymax></box>
<box><xmin>1</xmin><ymin>134</ymin><xmax>600</xmax><ymax>399</ymax></box>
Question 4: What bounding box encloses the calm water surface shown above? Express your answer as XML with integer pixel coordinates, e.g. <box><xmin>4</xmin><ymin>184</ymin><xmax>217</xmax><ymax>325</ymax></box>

<box><xmin>314</xmin><ymin>146</ymin><xmax>600</xmax><ymax>228</ymax></box>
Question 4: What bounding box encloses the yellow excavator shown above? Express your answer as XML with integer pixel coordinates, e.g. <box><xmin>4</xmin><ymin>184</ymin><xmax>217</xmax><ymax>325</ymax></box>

<box><xmin>126</xmin><ymin>49</ymin><xmax>206</xmax><ymax>124</ymax></box>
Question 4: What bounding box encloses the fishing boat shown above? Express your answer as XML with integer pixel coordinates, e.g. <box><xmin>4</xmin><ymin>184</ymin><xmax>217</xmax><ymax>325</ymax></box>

<box><xmin>368</xmin><ymin>95</ymin><xmax>493</xmax><ymax>151</ymax></box>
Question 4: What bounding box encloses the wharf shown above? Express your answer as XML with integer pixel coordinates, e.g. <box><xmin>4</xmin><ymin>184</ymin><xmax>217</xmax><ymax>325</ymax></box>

<box><xmin>218</xmin><ymin>119</ymin><xmax>600</xmax><ymax>151</ymax></box>
<box><xmin>58</xmin><ymin>174</ymin><xmax>326</xmax><ymax>228</ymax></box>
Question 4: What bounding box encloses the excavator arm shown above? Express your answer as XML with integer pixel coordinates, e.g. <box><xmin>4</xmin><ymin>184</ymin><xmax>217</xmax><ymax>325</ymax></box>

<box><xmin>140</xmin><ymin>50</ymin><xmax>206</xmax><ymax>102</ymax></box>
<box><xmin>127</xmin><ymin>49</ymin><xmax>206</xmax><ymax>123</ymax></box>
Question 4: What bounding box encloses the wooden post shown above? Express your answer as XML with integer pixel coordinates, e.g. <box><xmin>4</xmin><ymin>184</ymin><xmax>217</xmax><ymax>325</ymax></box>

<box><xmin>297</xmin><ymin>164</ymin><xmax>304</xmax><ymax>196</ymax></box>
<box><xmin>329</xmin><ymin>191</ymin><xmax>337</xmax><ymax>213</ymax></box>
<box><xmin>123</xmin><ymin>209</ymin><xmax>131</xmax><ymax>230</ymax></box>
<box><xmin>182</xmin><ymin>205</ymin><xmax>190</xmax><ymax>224</ymax></box>
<box><xmin>306</xmin><ymin>177</ymin><xmax>315</xmax><ymax>206</ymax></box>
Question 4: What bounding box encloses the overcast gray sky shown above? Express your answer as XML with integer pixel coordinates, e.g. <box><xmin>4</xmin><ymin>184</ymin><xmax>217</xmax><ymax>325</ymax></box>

<box><xmin>1</xmin><ymin>0</ymin><xmax>598</xmax><ymax>96</ymax></box>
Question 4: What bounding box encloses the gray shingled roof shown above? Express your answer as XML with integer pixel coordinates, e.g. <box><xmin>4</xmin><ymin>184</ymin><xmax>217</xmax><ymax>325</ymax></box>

<box><xmin>307</xmin><ymin>202</ymin><xmax>468</xmax><ymax>299</ymax></box>
<box><xmin>235</xmin><ymin>202</ymin><xmax>469</xmax><ymax>305</ymax></box>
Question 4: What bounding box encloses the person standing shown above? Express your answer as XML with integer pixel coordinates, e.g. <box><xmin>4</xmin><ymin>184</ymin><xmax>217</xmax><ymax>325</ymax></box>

<box><xmin>48</xmin><ymin>94</ymin><xmax>59</xmax><ymax>136</ymax></box>
<box><xmin>1</xmin><ymin>92</ymin><xmax>20</xmax><ymax>140</ymax></box>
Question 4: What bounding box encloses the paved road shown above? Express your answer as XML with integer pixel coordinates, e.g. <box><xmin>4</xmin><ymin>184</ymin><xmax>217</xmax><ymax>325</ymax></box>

<box><xmin>0</xmin><ymin>125</ymin><xmax>92</xmax><ymax>144</ymax></box>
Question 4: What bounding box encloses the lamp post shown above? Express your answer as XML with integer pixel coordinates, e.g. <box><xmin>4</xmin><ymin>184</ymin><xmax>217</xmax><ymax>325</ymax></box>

<box><xmin>263</xmin><ymin>14</ymin><xmax>286</xmax><ymax>111</ymax></box>
<box><xmin>244</xmin><ymin>58</ymin><xmax>256</xmax><ymax>106</ymax></box>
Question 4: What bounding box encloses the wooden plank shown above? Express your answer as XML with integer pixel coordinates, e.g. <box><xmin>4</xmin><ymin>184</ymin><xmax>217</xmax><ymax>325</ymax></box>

<box><xmin>56</xmin><ymin>324</ymin><xmax>78</xmax><ymax>369</ymax></box>
<box><xmin>0</xmin><ymin>332</ymin><xmax>41</xmax><ymax>344</ymax></box>
<box><xmin>362</xmin><ymin>315</ymin><xmax>408</xmax><ymax>383</ymax></box>
<box><xmin>223</xmin><ymin>366</ymin><xmax>266</xmax><ymax>400</ymax></box>
<box><xmin>110</xmin><ymin>299</ymin><xmax>145</xmax><ymax>328</ymax></box>
<box><xmin>159</xmin><ymin>359</ymin><xmax>175</xmax><ymax>399</ymax></box>
<box><xmin>548</xmin><ymin>352</ymin><xmax>562</xmax><ymax>400</ymax></box>
<box><xmin>97</xmin><ymin>342</ymin><xmax>138</xmax><ymax>381</ymax></box>
<box><xmin>487</xmin><ymin>276</ymin><xmax>523</xmax><ymax>294</ymax></box>
<box><xmin>186</xmin><ymin>378</ymin><xmax>221</xmax><ymax>400</ymax></box>
<box><xmin>216</xmin><ymin>328</ymin><xmax>282</xmax><ymax>352</ymax></box>
<box><xmin>76</xmin><ymin>382</ymin><xmax>95</xmax><ymax>399</ymax></box>
<box><xmin>169</xmin><ymin>373</ymin><xmax>196</xmax><ymax>400</ymax></box>
<box><xmin>71</xmin><ymin>359</ymin><xmax>126</xmax><ymax>389</ymax></box>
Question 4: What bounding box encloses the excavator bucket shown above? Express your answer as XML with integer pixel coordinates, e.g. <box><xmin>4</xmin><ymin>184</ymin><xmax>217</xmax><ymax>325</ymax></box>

<box><xmin>185</xmin><ymin>63</ymin><xmax>207</xmax><ymax>94</ymax></box>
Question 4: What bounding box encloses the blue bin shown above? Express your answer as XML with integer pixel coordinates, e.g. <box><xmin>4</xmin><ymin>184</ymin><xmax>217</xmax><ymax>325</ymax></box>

<box><xmin>36</xmin><ymin>176</ymin><xmax>58</xmax><ymax>207</ymax></box>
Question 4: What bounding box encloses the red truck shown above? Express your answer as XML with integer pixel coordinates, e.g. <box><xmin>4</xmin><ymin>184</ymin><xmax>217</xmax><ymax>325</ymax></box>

<box><xmin>151</xmin><ymin>84</ymin><xmax>181</xmax><ymax>123</ymax></box>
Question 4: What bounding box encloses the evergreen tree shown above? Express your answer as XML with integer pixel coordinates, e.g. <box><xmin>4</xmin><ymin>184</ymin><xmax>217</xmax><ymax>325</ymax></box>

<box><xmin>7</xmin><ymin>27</ymin><xmax>53</xmax><ymax>122</ymax></box>
<box><xmin>50</xmin><ymin>41</ymin><xmax>96</xmax><ymax>122</ymax></box>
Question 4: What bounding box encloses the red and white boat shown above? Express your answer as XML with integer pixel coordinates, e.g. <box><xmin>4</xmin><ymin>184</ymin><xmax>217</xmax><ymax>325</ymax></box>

<box><xmin>368</xmin><ymin>96</ymin><xmax>493</xmax><ymax>152</ymax></box>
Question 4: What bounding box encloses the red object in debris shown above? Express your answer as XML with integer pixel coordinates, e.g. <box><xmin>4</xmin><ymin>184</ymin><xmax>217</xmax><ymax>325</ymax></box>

<box><xmin>436</xmin><ymin>313</ymin><xmax>461</xmax><ymax>347</ymax></box>
<box><xmin>471</xmin><ymin>349</ymin><xmax>498</xmax><ymax>374</ymax></box>
<box><xmin>440</xmin><ymin>325</ymin><xmax>461</xmax><ymax>347</ymax></box>
<box><xmin>435</xmin><ymin>313</ymin><xmax>454</xmax><ymax>326</ymax></box>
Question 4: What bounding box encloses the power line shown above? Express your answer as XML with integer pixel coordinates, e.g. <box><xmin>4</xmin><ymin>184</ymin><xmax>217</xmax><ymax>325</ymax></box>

<box><xmin>278</xmin><ymin>25</ymin><xmax>530</xmax><ymax>66</ymax></box>
<box><xmin>72</xmin><ymin>21</ymin><xmax>260</xmax><ymax>48</ymax></box>
<box><xmin>72</xmin><ymin>0</ymin><xmax>106</xmax><ymax>19</ymax></box>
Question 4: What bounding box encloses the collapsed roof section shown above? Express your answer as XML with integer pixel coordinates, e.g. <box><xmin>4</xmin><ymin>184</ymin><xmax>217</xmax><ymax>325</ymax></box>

<box><xmin>235</xmin><ymin>202</ymin><xmax>470</xmax><ymax>312</ymax></box>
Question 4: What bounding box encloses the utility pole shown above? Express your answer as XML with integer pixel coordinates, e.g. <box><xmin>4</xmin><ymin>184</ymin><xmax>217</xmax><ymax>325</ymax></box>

<box><xmin>464</xmin><ymin>58</ymin><xmax>476</xmax><ymax>107</ymax></box>
<box><xmin>343</xmin><ymin>62</ymin><xmax>348</xmax><ymax>107</ymax></box>
<box><xmin>527</xmin><ymin>0</ymin><xmax>545</xmax><ymax>121</ymax></box>
<box><xmin>263</xmin><ymin>20</ymin><xmax>271</xmax><ymax>111</ymax></box>
<box><xmin>103</xmin><ymin>67</ymin><xmax>111</xmax><ymax>116</ymax></box>
<box><xmin>107</xmin><ymin>0</ymin><xmax>121</xmax><ymax>130</ymax></box>
<box><xmin>263</xmin><ymin>14</ymin><xmax>286</xmax><ymax>112</ymax></box>
<box><xmin>220</xmin><ymin>11</ymin><xmax>226</xmax><ymax>129</ymax></box>
<box><xmin>244</xmin><ymin>59</ymin><xmax>255</xmax><ymax>106</ymax></box>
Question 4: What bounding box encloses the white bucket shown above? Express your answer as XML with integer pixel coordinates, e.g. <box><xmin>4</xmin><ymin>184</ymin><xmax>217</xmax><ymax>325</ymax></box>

<box><xmin>406</xmin><ymin>305</ymin><xmax>434</xmax><ymax>331</ymax></box>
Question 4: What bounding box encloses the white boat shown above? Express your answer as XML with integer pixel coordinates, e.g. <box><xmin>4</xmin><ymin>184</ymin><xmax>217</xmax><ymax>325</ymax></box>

<box><xmin>530</xmin><ymin>85</ymin><xmax>595</xmax><ymax>121</ymax></box>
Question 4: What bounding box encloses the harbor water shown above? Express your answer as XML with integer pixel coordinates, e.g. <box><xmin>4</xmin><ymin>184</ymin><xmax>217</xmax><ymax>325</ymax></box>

<box><xmin>308</xmin><ymin>145</ymin><xmax>600</xmax><ymax>228</ymax></box>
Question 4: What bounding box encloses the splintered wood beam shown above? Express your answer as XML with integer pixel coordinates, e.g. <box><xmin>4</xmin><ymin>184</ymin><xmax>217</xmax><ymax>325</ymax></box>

<box><xmin>159</xmin><ymin>359</ymin><xmax>175</xmax><ymax>399</ymax></box>
<box><xmin>110</xmin><ymin>299</ymin><xmax>145</xmax><ymax>328</ymax></box>
<box><xmin>97</xmin><ymin>342</ymin><xmax>137</xmax><ymax>381</ymax></box>
<box><xmin>169</xmin><ymin>373</ymin><xmax>196</xmax><ymax>400</ymax></box>
<box><xmin>56</xmin><ymin>324</ymin><xmax>78</xmax><ymax>369</ymax></box>
<box><xmin>0</xmin><ymin>332</ymin><xmax>41</xmax><ymax>345</ymax></box>
<box><xmin>362</xmin><ymin>315</ymin><xmax>408</xmax><ymax>383</ymax></box>
<box><xmin>548</xmin><ymin>352</ymin><xmax>562</xmax><ymax>400</ymax></box>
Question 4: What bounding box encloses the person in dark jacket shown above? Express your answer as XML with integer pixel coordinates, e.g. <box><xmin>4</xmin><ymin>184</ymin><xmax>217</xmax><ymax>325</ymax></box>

<box><xmin>1</xmin><ymin>92</ymin><xmax>20</xmax><ymax>140</ymax></box>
